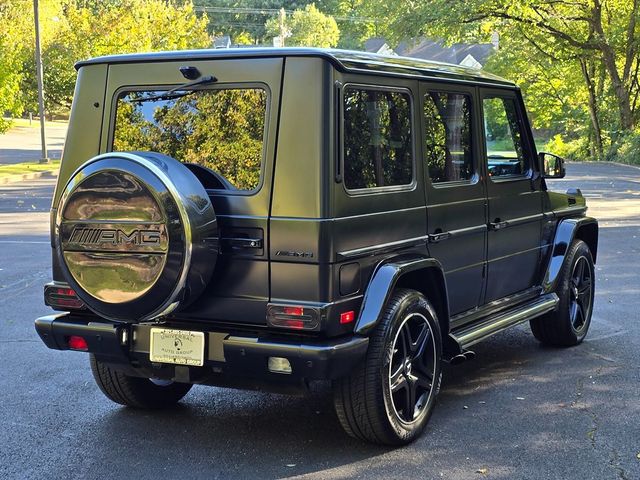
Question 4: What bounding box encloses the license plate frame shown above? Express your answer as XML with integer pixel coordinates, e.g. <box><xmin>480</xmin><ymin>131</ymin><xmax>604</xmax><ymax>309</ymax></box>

<box><xmin>149</xmin><ymin>328</ymin><xmax>205</xmax><ymax>366</ymax></box>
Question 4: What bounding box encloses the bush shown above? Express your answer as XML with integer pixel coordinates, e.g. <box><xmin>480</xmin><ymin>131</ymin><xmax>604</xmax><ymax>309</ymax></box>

<box><xmin>543</xmin><ymin>134</ymin><xmax>590</xmax><ymax>161</ymax></box>
<box><xmin>607</xmin><ymin>130</ymin><xmax>640</xmax><ymax>165</ymax></box>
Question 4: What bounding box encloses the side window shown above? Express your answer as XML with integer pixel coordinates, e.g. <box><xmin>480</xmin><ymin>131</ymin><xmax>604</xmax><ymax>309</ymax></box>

<box><xmin>482</xmin><ymin>96</ymin><xmax>528</xmax><ymax>178</ymax></box>
<box><xmin>343</xmin><ymin>87</ymin><xmax>413</xmax><ymax>190</ymax></box>
<box><xmin>424</xmin><ymin>92</ymin><xmax>473</xmax><ymax>183</ymax></box>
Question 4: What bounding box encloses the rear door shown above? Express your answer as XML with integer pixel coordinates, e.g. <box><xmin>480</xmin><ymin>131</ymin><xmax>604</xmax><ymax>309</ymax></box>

<box><xmin>420</xmin><ymin>83</ymin><xmax>487</xmax><ymax>315</ymax></box>
<box><xmin>480</xmin><ymin>88</ymin><xmax>544</xmax><ymax>302</ymax></box>
<box><xmin>104</xmin><ymin>57</ymin><xmax>283</xmax><ymax>324</ymax></box>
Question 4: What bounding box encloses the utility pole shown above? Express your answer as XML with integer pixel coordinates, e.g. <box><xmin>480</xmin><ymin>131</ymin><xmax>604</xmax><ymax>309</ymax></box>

<box><xmin>33</xmin><ymin>0</ymin><xmax>49</xmax><ymax>163</ymax></box>
<box><xmin>279</xmin><ymin>8</ymin><xmax>286</xmax><ymax>47</ymax></box>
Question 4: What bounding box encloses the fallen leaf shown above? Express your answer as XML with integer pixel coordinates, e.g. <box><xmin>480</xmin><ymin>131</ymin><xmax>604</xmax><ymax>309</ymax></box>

<box><xmin>636</xmin><ymin>452</ymin><xmax>640</xmax><ymax>460</ymax></box>
<box><xmin>476</xmin><ymin>467</ymin><xmax>489</xmax><ymax>475</ymax></box>
<box><xmin>516</xmin><ymin>397</ymin><xmax>525</xmax><ymax>400</ymax></box>
<box><xmin>463</xmin><ymin>405</ymin><xmax>469</xmax><ymax>409</ymax></box>
<box><xmin>286</xmin><ymin>464</ymin><xmax>296</xmax><ymax>468</ymax></box>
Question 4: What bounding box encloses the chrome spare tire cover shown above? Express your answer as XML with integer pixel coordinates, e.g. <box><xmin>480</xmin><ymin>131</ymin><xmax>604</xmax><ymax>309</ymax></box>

<box><xmin>56</xmin><ymin>152</ymin><xmax>218</xmax><ymax>321</ymax></box>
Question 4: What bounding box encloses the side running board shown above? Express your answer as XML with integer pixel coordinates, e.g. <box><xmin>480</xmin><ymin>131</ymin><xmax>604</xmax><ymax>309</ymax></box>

<box><xmin>451</xmin><ymin>293</ymin><xmax>559</xmax><ymax>350</ymax></box>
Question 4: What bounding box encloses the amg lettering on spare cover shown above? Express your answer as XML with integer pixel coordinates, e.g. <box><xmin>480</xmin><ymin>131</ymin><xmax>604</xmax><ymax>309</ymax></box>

<box><xmin>69</xmin><ymin>227</ymin><xmax>161</xmax><ymax>246</ymax></box>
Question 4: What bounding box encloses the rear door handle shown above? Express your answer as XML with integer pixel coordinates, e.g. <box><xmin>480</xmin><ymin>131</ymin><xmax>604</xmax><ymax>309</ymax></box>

<box><xmin>221</xmin><ymin>237</ymin><xmax>263</xmax><ymax>249</ymax></box>
<box><xmin>489</xmin><ymin>220</ymin><xmax>509</xmax><ymax>230</ymax></box>
<box><xmin>428</xmin><ymin>232</ymin><xmax>452</xmax><ymax>243</ymax></box>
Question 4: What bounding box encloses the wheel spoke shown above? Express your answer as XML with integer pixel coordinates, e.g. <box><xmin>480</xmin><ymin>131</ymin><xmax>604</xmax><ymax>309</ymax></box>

<box><xmin>413</xmin><ymin>325</ymin><xmax>431</xmax><ymax>359</ymax></box>
<box><xmin>398</xmin><ymin>326</ymin><xmax>411</xmax><ymax>357</ymax></box>
<box><xmin>405</xmin><ymin>381</ymin><xmax>417</xmax><ymax>421</ymax></box>
<box><xmin>573</xmin><ymin>302</ymin><xmax>585</xmax><ymax>329</ymax></box>
<box><xmin>574</xmin><ymin>258</ymin><xmax>585</xmax><ymax>284</ymax></box>
<box><xmin>414</xmin><ymin>370</ymin><xmax>433</xmax><ymax>390</ymax></box>
<box><xmin>390</xmin><ymin>369</ymin><xmax>407</xmax><ymax>393</ymax></box>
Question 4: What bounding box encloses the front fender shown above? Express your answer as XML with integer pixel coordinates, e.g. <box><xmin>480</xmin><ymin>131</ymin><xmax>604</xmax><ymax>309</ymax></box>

<box><xmin>543</xmin><ymin>217</ymin><xmax>598</xmax><ymax>293</ymax></box>
<box><xmin>354</xmin><ymin>256</ymin><xmax>447</xmax><ymax>336</ymax></box>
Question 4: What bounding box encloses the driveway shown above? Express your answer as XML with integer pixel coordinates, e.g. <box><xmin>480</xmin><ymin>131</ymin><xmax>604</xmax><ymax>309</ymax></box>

<box><xmin>0</xmin><ymin>162</ymin><xmax>638</xmax><ymax>479</ymax></box>
<box><xmin>0</xmin><ymin>121</ymin><xmax>67</xmax><ymax>164</ymax></box>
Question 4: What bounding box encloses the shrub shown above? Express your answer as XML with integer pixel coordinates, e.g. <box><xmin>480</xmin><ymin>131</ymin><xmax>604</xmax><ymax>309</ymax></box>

<box><xmin>607</xmin><ymin>130</ymin><xmax>640</xmax><ymax>165</ymax></box>
<box><xmin>543</xmin><ymin>134</ymin><xmax>589</xmax><ymax>161</ymax></box>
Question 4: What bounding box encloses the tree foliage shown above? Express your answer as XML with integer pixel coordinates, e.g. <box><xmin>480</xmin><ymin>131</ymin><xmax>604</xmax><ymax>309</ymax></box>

<box><xmin>371</xmin><ymin>0</ymin><xmax>639</xmax><ymax>159</ymax></box>
<box><xmin>1</xmin><ymin>0</ymin><xmax>209</xmax><ymax>122</ymax></box>
<box><xmin>265</xmin><ymin>4</ymin><xmax>339</xmax><ymax>47</ymax></box>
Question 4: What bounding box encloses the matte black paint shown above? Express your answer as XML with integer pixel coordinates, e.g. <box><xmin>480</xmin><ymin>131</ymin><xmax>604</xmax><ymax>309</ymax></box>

<box><xmin>37</xmin><ymin>49</ymin><xmax>598</xmax><ymax>386</ymax></box>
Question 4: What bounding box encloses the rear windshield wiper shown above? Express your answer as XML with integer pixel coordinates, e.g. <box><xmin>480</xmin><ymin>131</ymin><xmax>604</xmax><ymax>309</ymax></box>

<box><xmin>129</xmin><ymin>75</ymin><xmax>217</xmax><ymax>103</ymax></box>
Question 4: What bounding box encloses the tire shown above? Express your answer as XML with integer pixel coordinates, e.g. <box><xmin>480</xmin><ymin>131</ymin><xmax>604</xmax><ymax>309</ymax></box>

<box><xmin>90</xmin><ymin>355</ymin><xmax>192</xmax><ymax>409</ymax></box>
<box><xmin>333</xmin><ymin>289</ymin><xmax>442</xmax><ymax>445</ymax></box>
<box><xmin>531</xmin><ymin>239</ymin><xmax>595</xmax><ymax>346</ymax></box>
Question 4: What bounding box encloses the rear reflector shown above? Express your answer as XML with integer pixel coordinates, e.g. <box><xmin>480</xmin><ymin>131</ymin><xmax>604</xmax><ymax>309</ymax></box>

<box><xmin>44</xmin><ymin>284</ymin><xmax>84</xmax><ymax>311</ymax></box>
<box><xmin>67</xmin><ymin>335</ymin><xmax>88</xmax><ymax>351</ymax></box>
<box><xmin>340</xmin><ymin>310</ymin><xmax>355</xmax><ymax>324</ymax></box>
<box><xmin>267</xmin><ymin>304</ymin><xmax>320</xmax><ymax>331</ymax></box>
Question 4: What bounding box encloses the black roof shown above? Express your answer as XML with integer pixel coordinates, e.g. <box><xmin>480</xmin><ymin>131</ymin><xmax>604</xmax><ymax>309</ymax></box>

<box><xmin>75</xmin><ymin>47</ymin><xmax>514</xmax><ymax>86</ymax></box>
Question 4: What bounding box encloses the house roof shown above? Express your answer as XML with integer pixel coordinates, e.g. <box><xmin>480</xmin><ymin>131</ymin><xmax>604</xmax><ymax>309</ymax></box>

<box><xmin>397</xmin><ymin>39</ymin><xmax>494</xmax><ymax>65</ymax></box>
<box><xmin>364</xmin><ymin>38</ymin><xmax>388</xmax><ymax>53</ymax></box>
<box><xmin>75</xmin><ymin>47</ymin><xmax>514</xmax><ymax>86</ymax></box>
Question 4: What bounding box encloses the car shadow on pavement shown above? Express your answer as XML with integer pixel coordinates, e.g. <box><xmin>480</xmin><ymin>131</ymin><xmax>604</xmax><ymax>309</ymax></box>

<box><xmin>65</xmin><ymin>326</ymin><xmax>619</xmax><ymax>479</ymax></box>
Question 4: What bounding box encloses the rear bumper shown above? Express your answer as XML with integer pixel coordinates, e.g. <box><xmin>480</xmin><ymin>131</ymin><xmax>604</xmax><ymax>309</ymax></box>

<box><xmin>35</xmin><ymin>313</ymin><xmax>369</xmax><ymax>382</ymax></box>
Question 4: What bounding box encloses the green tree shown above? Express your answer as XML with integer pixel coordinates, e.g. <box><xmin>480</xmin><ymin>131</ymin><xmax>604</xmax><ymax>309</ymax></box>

<box><xmin>316</xmin><ymin>0</ymin><xmax>377</xmax><ymax>49</ymax></box>
<box><xmin>0</xmin><ymin>0</ymin><xmax>30</xmax><ymax>132</ymax></box>
<box><xmin>375</xmin><ymin>0</ymin><xmax>639</xmax><ymax>134</ymax></box>
<box><xmin>19</xmin><ymin>0</ymin><xmax>210</xmax><ymax>114</ymax></box>
<box><xmin>196</xmin><ymin>0</ymin><xmax>306</xmax><ymax>45</ymax></box>
<box><xmin>266</xmin><ymin>4</ymin><xmax>340</xmax><ymax>48</ymax></box>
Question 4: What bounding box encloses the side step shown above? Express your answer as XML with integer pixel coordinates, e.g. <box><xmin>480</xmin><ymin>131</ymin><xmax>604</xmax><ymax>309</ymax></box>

<box><xmin>451</xmin><ymin>293</ymin><xmax>559</xmax><ymax>350</ymax></box>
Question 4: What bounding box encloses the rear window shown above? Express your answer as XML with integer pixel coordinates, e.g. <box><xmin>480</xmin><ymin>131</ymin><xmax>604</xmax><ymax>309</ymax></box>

<box><xmin>342</xmin><ymin>87</ymin><xmax>414</xmax><ymax>190</ymax></box>
<box><xmin>112</xmin><ymin>87</ymin><xmax>267</xmax><ymax>191</ymax></box>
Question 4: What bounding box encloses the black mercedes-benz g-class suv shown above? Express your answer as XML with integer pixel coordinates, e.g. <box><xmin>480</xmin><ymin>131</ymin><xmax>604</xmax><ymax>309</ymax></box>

<box><xmin>35</xmin><ymin>48</ymin><xmax>598</xmax><ymax>445</ymax></box>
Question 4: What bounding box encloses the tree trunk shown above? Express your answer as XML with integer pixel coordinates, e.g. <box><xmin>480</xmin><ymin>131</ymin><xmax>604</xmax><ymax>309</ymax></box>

<box><xmin>579</xmin><ymin>58</ymin><xmax>604</xmax><ymax>160</ymax></box>
<box><xmin>592</xmin><ymin>0</ymin><xmax>635</xmax><ymax>131</ymax></box>
<box><xmin>600</xmin><ymin>45</ymin><xmax>635</xmax><ymax>131</ymax></box>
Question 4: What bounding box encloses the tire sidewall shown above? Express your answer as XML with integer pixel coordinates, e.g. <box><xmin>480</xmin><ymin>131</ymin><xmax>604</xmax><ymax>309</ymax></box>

<box><xmin>379</xmin><ymin>291</ymin><xmax>443</xmax><ymax>442</ymax></box>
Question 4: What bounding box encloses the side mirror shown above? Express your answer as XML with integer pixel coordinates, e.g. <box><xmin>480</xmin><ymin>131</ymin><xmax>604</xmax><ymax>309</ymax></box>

<box><xmin>539</xmin><ymin>151</ymin><xmax>566</xmax><ymax>179</ymax></box>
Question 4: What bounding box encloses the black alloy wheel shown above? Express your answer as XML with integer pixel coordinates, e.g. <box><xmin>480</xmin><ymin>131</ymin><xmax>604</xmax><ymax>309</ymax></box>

<box><xmin>388</xmin><ymin>312</ymin><xmax>437</xmax><ymax>425</ymax></box>
<box><xmin>569</xmin><ymin>255</ymin><xmax>593</xmax><ymax>334</ymax></box>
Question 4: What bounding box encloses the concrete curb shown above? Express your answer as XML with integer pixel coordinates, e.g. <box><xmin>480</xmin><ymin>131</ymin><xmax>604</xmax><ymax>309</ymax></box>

<box><xmin>0</xmin><ymin>169</ymin><xmax>59</xmax><ymax>185</ymax></box>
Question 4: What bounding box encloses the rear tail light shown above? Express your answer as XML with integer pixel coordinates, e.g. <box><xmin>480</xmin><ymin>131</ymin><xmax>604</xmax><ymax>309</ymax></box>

<box><xmin>67</xmin><ymin>335</ymin><xmax>88</xmax><ymax>351</ymax></box>
<box><xmin>267</xmin><ymin>304</ymin><xmax>320</xmax><ymax>331</ymax></box>
<box><xmin>44</xmin><ymin>283</ymin><xmax>84</xmax><ymax>310</ymax></box>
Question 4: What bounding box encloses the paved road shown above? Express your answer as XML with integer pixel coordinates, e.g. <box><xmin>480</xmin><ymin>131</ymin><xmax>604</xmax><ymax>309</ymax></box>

<box><xmin>0</xmin><ymin>163</ymin><xmax>639</xmax><ymax>479</ymax></box>
<box><xmin>0</xmin><ymin>123</ymin><xmax>67</xmax><ymax>164</ymax></box>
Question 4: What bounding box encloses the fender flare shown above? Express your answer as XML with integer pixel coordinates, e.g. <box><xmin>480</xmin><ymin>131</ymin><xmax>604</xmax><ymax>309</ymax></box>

<box><xmin>542</xmin><ymin>216</ymin><xmax>598</xmax><ymax>293</ymax></box>
<box><xmin>354</xmin><ymin>255</ymin><xmax>449</xmax><ymax>336</ymax></box>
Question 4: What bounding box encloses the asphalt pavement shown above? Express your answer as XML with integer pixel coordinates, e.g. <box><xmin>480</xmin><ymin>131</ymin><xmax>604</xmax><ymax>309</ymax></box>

<box><xmin>0</xmin><ymin>123</ymin><xmax>67</xmax><ymax>164</ymax></box>
<box><xmin>0</xmin><ymin>163</ymin><xmax>638</xmax><ymax>479</ymax></box>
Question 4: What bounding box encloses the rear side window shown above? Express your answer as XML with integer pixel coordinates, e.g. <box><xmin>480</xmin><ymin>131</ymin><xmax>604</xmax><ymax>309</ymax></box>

<box><xmin>112</xmin><ymin>87</ymin><xmax>267</xmax><ymax>191</ymax></box>
<box><xmin>424</xmin><ymin>92</ymin><xmax>473</xmax><ymax>183</ymax></box>
<box><xmin>343</xmin><ymin>87</ymin><xmax>413</xmax><ymax>190</ymax></box>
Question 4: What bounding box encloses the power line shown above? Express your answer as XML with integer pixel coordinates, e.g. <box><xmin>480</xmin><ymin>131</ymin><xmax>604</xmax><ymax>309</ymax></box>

<box><xmin>192</xmin><ymin>5</ymin><xmax>377</xmax><ymax>23</ymax></box>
